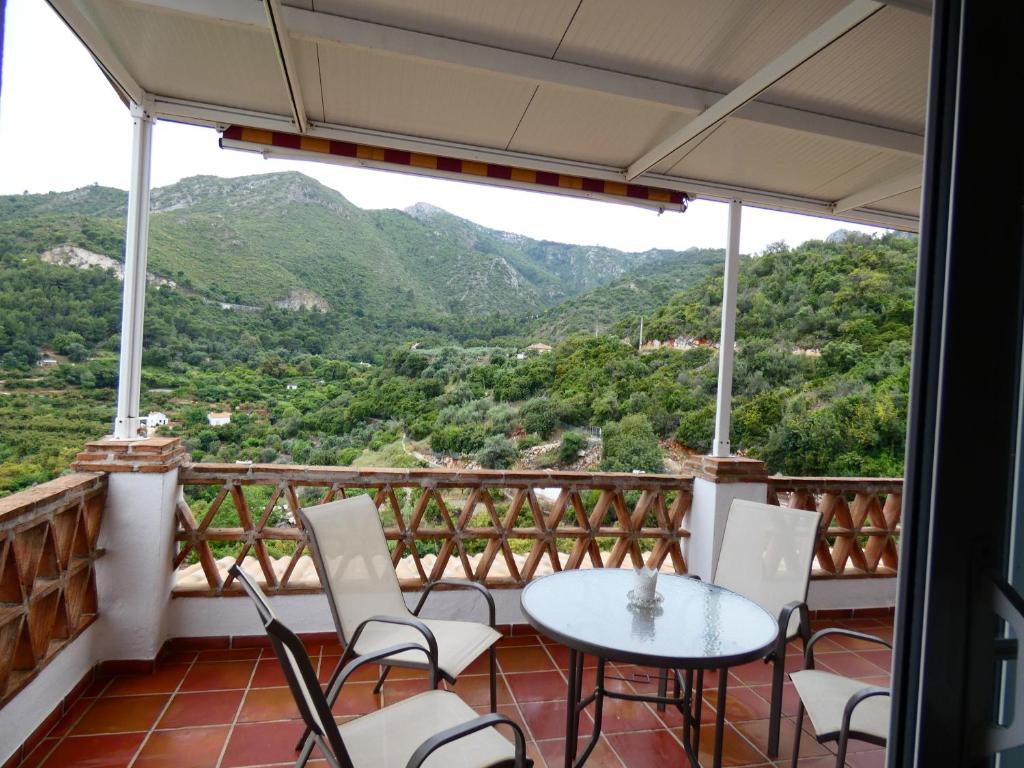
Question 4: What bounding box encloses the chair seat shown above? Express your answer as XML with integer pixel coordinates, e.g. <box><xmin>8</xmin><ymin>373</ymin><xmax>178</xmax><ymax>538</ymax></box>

<box><xmin>353</xmin><ymin>617</ymin><xmax>501</xmax><ymax>679</ymax></box>
<box><xmin>338</xmin><ymin>689</ymin><xmax>515</xmax><ymax>768</ymax></box>
<box><xmin>790</xmin><ymin>669</ymin><xmax>890</xmax><ymax>741</ymax></box>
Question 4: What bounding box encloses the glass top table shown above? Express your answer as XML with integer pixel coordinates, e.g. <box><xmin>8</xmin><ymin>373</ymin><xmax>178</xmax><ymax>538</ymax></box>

<box><xmin>521</xmin><ymin>569</ymin><xmax>779</xmax><ymax>767</ymax></box>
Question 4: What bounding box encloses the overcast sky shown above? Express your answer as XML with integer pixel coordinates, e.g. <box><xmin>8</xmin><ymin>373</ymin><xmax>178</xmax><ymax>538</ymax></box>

<box><xmin>0</xmin><ymin>0</ymin><xmax>886</xmax><ymax>254</ymax></box>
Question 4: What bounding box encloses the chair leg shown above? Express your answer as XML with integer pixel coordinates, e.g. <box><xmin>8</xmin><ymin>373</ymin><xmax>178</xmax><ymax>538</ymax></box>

<box><xmin>656</xmin><ymin>667</ymin><xmax>669</xmax><ymax>712</ymax></box>
<box><xmin>489</xmin><ymin>645</ymin><xmax>498</xmax><ymax>713</ymax></box>
<box><xmin>767</xmin><ymin>651</ymin><xmax>786</xmax><ymax>758</ymax></box>
<box><xmin>791</xmin><ymin>702</ymin><xmax>805</xmax><ymax>768</ymax></box>
<box><xmin>372</xmin><ymin>665</ymin><xmax>391</xmax><ymax>694</ymax></box>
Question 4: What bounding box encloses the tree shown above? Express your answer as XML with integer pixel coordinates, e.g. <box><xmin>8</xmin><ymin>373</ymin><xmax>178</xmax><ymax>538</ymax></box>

<box><xmin>476</xmin><ymin>435</ymin><xmax>518</xmax><ymax>469</ymax></box>
<box><xmin>558</xmin><ymin>431</ymin><xmax>585</xmax><ymax>464</ymax></box>
<box><xmin>601</xmin><ymin>415</ymin><xmax>663</xmax><ymax>473</ymax></box>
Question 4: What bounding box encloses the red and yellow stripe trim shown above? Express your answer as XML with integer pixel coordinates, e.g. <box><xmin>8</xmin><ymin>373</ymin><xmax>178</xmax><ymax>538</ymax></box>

<box><xmin>222</xmin><ymin>126</ymin><xmax>689</xmax><ymax>210</ymax></box>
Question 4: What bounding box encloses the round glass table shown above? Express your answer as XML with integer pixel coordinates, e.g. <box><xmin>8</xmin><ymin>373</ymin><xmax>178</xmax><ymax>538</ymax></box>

<box><xmin>521</xmin><ymin>569</ymin><xmax>778</xmax><ymax>768</ymax></box>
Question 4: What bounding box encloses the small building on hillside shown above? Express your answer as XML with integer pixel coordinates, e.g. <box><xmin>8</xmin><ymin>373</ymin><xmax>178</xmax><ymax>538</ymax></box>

<box><xmin>207</xmin><ymin>411</ymin><xmax>232</xmax><ymax>426</ymax></box>
<box><xmin>144</xmin><ymin>412</ymin><xmax>168</xmax><ymax>427</ymax></box>
<box><xmin>285</xmin><ymin>383</ymin><xmax>299</xmax><ymax>390</ymax></box>
<box><xmin>37</xmin><ymin>357</ymin><xmax>58</xmax><ymax>366</ymax></box>
<box><xmin>525</xmin><ymin>342</ymin><xmax>552</xmax><ymax>354</ymax></box>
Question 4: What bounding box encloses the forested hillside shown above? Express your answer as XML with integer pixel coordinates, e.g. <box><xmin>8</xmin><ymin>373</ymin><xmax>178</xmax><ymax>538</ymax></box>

<box><xmin>0</xmin><ymin>174</ymin><xmax>916</xmax><ymax>496</ymax></box>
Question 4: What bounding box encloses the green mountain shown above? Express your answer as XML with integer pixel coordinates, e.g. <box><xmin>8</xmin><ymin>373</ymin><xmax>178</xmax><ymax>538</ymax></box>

<box><xmin>0</xmin><ymin>172</ymin><xmax>696</xmax><ymax>328</ymax></box>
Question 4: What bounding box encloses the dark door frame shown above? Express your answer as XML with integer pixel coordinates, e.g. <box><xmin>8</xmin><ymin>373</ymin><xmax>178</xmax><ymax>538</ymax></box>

<box><xmin>891</xmin><ymin>0</ymin><xmax>1024</xmax><ymax>765</ymax></box>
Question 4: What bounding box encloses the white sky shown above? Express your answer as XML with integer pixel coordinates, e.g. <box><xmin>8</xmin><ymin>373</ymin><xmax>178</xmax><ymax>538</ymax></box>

<box><xmin>0</xmin><ymin>0</ymin><xmax>885</xmax><ymax>254</ymax></box>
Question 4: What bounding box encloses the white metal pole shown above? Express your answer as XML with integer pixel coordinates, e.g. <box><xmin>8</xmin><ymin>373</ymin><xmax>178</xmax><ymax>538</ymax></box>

<box><xmin>712</xmin><ymin>200</ymin><xmax>742</xmax><ymax>457</ymax></box>
<box><xmin>113</xmin><ymin>101</ymin><xmax>155</xmax><ymax>440</ymax></box>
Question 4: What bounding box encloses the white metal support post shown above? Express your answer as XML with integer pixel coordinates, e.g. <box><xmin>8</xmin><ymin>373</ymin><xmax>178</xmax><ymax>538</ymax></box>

<box><xmin>113</xmin><ymin>101</ymin><xmax>155</xmax><ymax>439</ymax></box>
<box><xmin>712</xmin><ymin>200</ymin><xmax>742</xmax><ymax>457</ymax></box>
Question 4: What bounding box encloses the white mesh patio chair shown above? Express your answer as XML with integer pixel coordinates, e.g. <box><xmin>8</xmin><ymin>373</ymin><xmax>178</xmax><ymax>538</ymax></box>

<box><xmin>789</xmin><ymin>628</ymin><xmax>891</xmax><ymax>767</ymax></box>
<box><xmin>230</xmin><ymin>565</ymin><xmax>530</xmax><ymax>768</ymax></box>
<box><xmin>660</xmin><ymin>498</ymin><xmax>820</xmax><ymax>757</ymax></box>
<box><xmin>295</xmin><ymin>496</ymin><xmax>502</xmax><ymax>763</ymax></box>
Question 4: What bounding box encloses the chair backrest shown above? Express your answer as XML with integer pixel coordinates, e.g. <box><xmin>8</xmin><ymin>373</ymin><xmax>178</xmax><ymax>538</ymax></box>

<box><xmin>713</xmin><ymin>499</ymin><xmax>821</xmax><ymax>626</ymax></box>
<box><xmin>300</xmin><ymin>495</ymin><xmax>410</xmax><ymax>644</ymax></box>
<box><xmin>231</xmin><ymin>565</ymin><xmax>351</xmax><ymax>766</ymax></box>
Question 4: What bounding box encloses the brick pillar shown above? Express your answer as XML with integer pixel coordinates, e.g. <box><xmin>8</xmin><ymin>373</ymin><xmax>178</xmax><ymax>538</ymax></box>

<box><xmin>73</xmin><ymin>437</ymin><xmax>188</xmax><ymax>662</ymax></box>
<box><xmin>683</xmin><ymin>456</ymin><xmax>768</xmax><ymax>580</ymax></box>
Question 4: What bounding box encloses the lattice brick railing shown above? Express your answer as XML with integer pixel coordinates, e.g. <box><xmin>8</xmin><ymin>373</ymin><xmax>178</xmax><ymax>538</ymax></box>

<box><xmin>768</xmin><ymin>477</ymin><xmax>902</xmax><ymax>578</ymax></box>
<box><xmin>0</xmin><ymin>474</ymin><xmax>105</xmax><ymax>705</ymax></box>
<box><xmin>174</xmin><ymin>464</ymin><xmax>693</xmax><ymax>594</ymax></box>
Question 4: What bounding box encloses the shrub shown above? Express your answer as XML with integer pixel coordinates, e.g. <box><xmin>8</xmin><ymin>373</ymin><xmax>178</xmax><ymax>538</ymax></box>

<box><xmin>558</xmin><ymin>432</ymin><xmax>586</xmax><ymax>464</ymax></box>
<box><xmin>601</xmin><ymin>415</ymin><xmax>663</xmax><ymax>473</ymax></box>
<box><xmin>519</xmin><ymin>398</ymin><xmax>557</xmax><ymax>438</ymax></box>
<box><xmin>476</xmin><ymin>435</ymin><xmax>519</xmax><ymax>469</ymax></box>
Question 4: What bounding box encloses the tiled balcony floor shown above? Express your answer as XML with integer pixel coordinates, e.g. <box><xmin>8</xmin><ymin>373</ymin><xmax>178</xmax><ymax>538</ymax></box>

<box><xmin>17</xmin><ymin>617</ymin><xmax>892</xmax><ymax>768</ymax></box>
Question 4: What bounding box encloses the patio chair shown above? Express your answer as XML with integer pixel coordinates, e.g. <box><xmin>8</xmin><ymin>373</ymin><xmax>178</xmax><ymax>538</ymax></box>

<box><xmin>789</xmin><ymin>628</ymin><xmax>892</xmax><ymax>767</ymax></box>
<box><xmin>294</xmin><ymin>496</ymin><xmax>502</xmax><ymax>759</ymax></box>
<box><xmin>230</xmin><ymin>564</ymin><xmax>530</xmax><ymax>768</ymax></box>
<box><xmin>659</xmin><ymin>498</ymin><xmax>820</xmax><ymax>757</ymax></box>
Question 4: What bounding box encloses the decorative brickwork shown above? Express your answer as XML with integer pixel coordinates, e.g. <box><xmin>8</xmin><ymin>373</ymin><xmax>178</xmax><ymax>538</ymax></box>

<box><xmin>0</xmin><ymin>473</ymin><xmax>106</xmax><ymax>706</ymax></box>
<box><xmin>682</xmin><ymin>455</ymin><xmax>768</xmax><ymax>483</ymax></box>
<box><xmin>72</xmin><ymin>437</ymin><xmax>189</xmax><ymax>474</ymax></box>
<box><xmin>768</xmin><ymin>477</ymin><xmax>903</xmax><ymax>578</ymax></box>
<box><xmin>174</xmin><ymin>464</ymin><xmax>693</xmax><ymax>594</ymax></box>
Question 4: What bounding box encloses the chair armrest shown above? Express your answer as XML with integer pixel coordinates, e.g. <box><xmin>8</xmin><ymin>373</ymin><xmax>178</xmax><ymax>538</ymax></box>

<box><xmin>841</xmin><ymin>686</ymin><xmax>890</xmax><ymax>735</ymax></box>
<box><xmin>331</xmin><ymin>642</ymin><xmax>434</xmax><ymax>695</ymax></box>
<box><xmin>803</xmin><ymin>628</ymin><xmax>892</xmax><ymax>669</ymax></box>
<box><xmin>765</xmin><ymin>600</ymin><xmax>808</xmax><ymax>662</ymax></box>
<box><xmin>347</xmin><ymin>614</ymin><xmax>440</xmax><ymax>682</ymax></box>
<box><xmin>405</xmin><ymin>713</ymin><xmax>529</xmax><ymax>768</ymax></box>
<box><xmin>414</xmin><ymin>579</ymin><xmax>496</xmax><ymax>628</ymax></box>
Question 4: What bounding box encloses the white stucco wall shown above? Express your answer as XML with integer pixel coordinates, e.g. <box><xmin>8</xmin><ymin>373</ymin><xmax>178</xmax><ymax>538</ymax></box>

<box><xmin>685</xmin><ymin>478</ymin><xmax>768</xmax><ymax>580</ymax></box>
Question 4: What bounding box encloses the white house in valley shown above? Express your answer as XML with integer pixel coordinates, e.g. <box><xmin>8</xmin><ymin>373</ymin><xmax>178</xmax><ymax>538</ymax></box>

<box><xmin>207</xmin><ymin>411</ymin><xmax>232</xmax><ymax>426</ymax></box>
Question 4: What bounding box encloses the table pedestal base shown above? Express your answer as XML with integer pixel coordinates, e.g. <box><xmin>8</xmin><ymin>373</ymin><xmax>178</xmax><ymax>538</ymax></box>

<box><xmin>563</xmin><ymin>649</ymin><xmax>729</xmax><ymax>768</ymax></box>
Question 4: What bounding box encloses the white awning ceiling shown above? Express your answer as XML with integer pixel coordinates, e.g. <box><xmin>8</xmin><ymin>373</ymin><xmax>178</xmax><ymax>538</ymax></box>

<box><xmin>48</xmin><ymin>0</ymin><xmax>931</xmax><ymax>229</ymax></box>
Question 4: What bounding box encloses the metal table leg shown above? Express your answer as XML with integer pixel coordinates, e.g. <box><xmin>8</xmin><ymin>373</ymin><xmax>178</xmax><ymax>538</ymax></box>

<box><xmin>713</xmin><ymin>670</ymin><xmax>728</xmax><ymax>768</ymax></box>
<box><xmin>563</xmin><ymin>648</ymin><xmax>579</xmax><ymax>768</ymax></box>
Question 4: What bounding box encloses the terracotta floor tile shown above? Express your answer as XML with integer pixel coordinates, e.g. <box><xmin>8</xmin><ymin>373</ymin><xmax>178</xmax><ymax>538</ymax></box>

<box><xmin>160</xmin><ymin>652</ymin><xmax>198</xmax><ymax>666</ymax></box>
<box><xmin>38</xmin><ymin>733</ymin><xmax>145</xmax><ymax>767</ymax></box>
<box><xmin>158</xmin><ymin>690</ymin><xmax>244</xmax><ymax>729</ymax></box>
<box><xmin>195</xmin><ymin>647</ymin><xmax>263</xmax><ymax>663</ymax></box>
<box><xmin>329</xmin><ymin>681</ymin><xmax>380</xmax><ymax>716</ymax></box>
<box><xmin>317</xmin><ymin>656</ymin><xmax>378</xmax><ymax>684</ymax></box>
<box><xmin>381</xmin><ymin>677</ymin><xmax>436</xmax><ymax>706</ymax></box>
<box><xmin>48</xmin><ymin>698</ymin><xmax>94</xmax><ymax>738</ymax></box>
<box><xmin>734</xmin><ymin>718</ymin><xmax>830</xmax><ymax>762</ymax></box>
<box><xmin>443</xmin><ymin>673</ymin><xmax>512</xmax><ymax>707</ymax></box>
<box><xmin>318</xmin><ymin>642</ymin><xmax>344</xmax><ymax>658</ymax></box>
<box><xmin>594</xmin><ymin>696</ymin><xmax>664</xmax><ymax>734</ymax></box>
<box><xmin>542</xmin><ymin>645</ymin><xmax>599</xmax><ymax>670</ymax></box>
<box><xmin>134</xmin><ymin>726</ymin><xmax>229</xmax><ymax>767</ymax></box>
<box><xmin>855</xmin><ymin>649</ymin><xmax>892</xmax><ymax>673</ymax></box>
<box><xmin>81</xmin><ymin>677</ymin><xmax>113</xmax><ymax>698</ymax></box>
<box><xmin>704</xmin><ymin>685</ymin><xmax>773</xmax><ymax>723</ymax></box>
<box><xmin>728</xmin><ymin>660</ymin><xmax>775</xmax><ymax>686</ymax></box>
<box><xmin>505</xmin><ymin>670</ymin><xmax>569</xmax><ymax>704</ymax></box>
<box><xmin>239</xmin><ymin>687</ymin><xmax>302</xmax><ymax>723</ymax></box>
<box><xmin>537</xmin><ymin>735</ymin><xmax>626</xmax><ymax>768</ymax></box>
<box><xmin>18</xmin><ymin>738</ymin><xmax>58</xmax><ymax>768</ymax></box>
<box><xmin>462</xmin><ymin>653</ymin><xmax>496</xmax><ymax>675</ymax></box>
<box><xmin>846</xmin><ymin>748</ymin><xmax>888</xmax><ymax>767</ymax></box>
<box><xmin>251</xmin><ymin>659</ymin><xmax>289</xmax><ymax>688</ymax></box>
<box><xmin>816</xmin><ymin>653</ymin><xmax>890</xmax><ymax>680</ymax></box>
<box><xmin>221</xmin><ymin>720</ymin><xmax>312</xmax><ymax>768</ymax></box>
<box><xmin>179</xmin><ymin>661</ymin><xmax>255</xmax><ymax>692</ymax></box>
<box><xmin>497</xmin><ymin>634</ymin><xmax>542</xmax><ymax>648</ymax></box>
<box><xmin>693</xmin><ymin>721</ymin><xmax>769</xmax><ymax>766</ymax></box>
<box><xmin>104</xmin><ymin>665</ymin><xmax>188</xmax><ymax>697</ymax></box>
<box><xmin>606</xmin><ymin>730</ymin><xmax>688</xmax><ymax>768</ymax></box>
<box><xmin>71</xmin><ymin>694</ymin><xmax>169</xmax><ymax>735</ymax></box>
<box><xmin>520</xmin><ymin>700</ymin><xmax>594</xmax><ymax>742</ymax></box>
<box><xmin>749</xmin><ymin>681</ymin><xmax>801</xmax><ymax>718</ymax></box>
<box><xmin>497</xmin><ymin>646</ymin><xmax>557</xmax><ymax>674</ymax></box>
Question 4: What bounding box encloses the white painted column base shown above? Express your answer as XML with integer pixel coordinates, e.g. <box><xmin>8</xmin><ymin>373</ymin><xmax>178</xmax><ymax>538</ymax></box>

<box><xmin>685</xmin><ymin>476</ymin><xmax>767</xmax><ymax>580</ymax></box>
